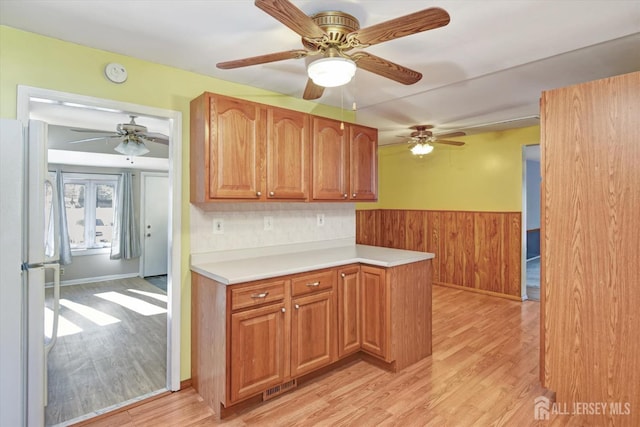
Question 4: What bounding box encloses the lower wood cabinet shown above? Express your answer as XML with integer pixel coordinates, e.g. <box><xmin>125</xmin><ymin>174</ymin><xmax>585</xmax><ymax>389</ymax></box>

<box><xmin>191</xmin><ymin>259</ymin><xmax>432</xmax><ymax>419</ymax></box>
<box><xmin>228</xmin><ymin>269</ymin><xmax>336</xmax><ymax>404</ymax></box>
<box><xmin>230</xmin><ymin>302</ymin><xmax>287</xmax><ymax>402</ymax></box>
<box><xmin>337</xmin><ymin>265</ymin><xmax>361</xmax><ymax>357</ymax></box>
<box><xmin>360</xmin><ymin>265</ymin><xmax>389</xmax><ymax>360</ymax></box>
<box><xmin>290</xmin><ymin>290</ymin><xmax>334</xmax><ymax>377</ymax></box>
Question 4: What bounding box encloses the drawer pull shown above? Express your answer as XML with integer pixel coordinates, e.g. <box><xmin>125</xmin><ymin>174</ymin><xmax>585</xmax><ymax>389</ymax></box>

<box><xmin>306</xmin><ymin>281</ymin><xmax>320</xmax><ymax>287</ymax></box>
<box><xmin>250</xmin><ymin>292</ymin><xmax>269</xmax><ymax>299</ymax></box>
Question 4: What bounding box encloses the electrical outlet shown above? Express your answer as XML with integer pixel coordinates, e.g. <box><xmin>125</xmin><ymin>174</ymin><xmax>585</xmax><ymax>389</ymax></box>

<box><xmin>264</xmin><ymin>216</ymin><xmax>274</xmax><ymax>231</ymax></box>
<box><xmin>213</xmin><ymin>218</ymin><xmax>224</xmax><ymax>234</ymax></box>
<box><xmin>317</xmin><ymin>213</ymin><xmax>325</xmax><ymax>227</ymax></box>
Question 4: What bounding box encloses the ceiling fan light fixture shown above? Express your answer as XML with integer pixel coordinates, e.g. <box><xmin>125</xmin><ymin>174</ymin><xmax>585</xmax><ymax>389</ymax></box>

<box><xmin>410</xmin><ymin>143</ymin><xmax>434</xmax><ymax>156</ymax></box>
<box><xmin>307</xmin><ymin>56</ymin><xmax>357</xmax><ymax>88</ymax></box>
<box><xmin>114</xmin><ymin>137</ymin><xmax>150</xmax><ymax>156</ymax></box>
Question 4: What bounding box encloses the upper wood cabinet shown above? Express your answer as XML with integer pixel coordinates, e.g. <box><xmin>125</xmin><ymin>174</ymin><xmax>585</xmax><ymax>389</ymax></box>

<box><xmin>191</xmin><ymin>92</ymin><xmax>376</xmax><ymax>203</ymax></box>
<box><xmin>191</xmin><ymin>93</ymin><xmax>265</xmax><ymax>202</ymax></box>
<box><xmin>311</xmin><ymin>117</ymin><xmax>349</xmax><ymax>200</ymax></box>
<box><xmin>311</xmin><ymin>116</ymin><xmax>378</xmax><ymax>201</ymax></box>
<box><xmin>266</xmin><ymin>108</ymin><xmax>309</xmax><ymax>200</ymax></box>
<box><xmin>349</xmin><ymin>125</ymin><xmax>378</xmax><ymax>201</ymax></box>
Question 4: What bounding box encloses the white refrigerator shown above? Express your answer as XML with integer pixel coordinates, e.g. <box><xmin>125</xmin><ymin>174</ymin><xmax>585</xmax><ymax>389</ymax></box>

<box><xmin>1</xmin><ymin>118</ymin><xmax>61</xmax><ymax>427</ymax></box>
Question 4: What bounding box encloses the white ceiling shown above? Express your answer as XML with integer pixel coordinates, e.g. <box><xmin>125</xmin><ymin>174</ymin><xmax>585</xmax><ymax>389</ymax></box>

<box><xmin>2</xmin><ymin>1</ymin><xmax>639</xmax><ymax>146</ymax></box>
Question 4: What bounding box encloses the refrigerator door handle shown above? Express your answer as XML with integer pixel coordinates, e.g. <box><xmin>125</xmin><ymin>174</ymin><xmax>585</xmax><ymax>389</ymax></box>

<box><xmin>43</xmin><ymin>262</ymin><xmax>60</xmax><ymax>408</ymax></box>
<box><xmin>44</xmin><ymin>263</ymin><xmax>60</xmax><ymax>355</ymax></box>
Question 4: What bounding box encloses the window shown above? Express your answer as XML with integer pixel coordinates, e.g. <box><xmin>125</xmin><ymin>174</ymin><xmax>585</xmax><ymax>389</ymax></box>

<box><xmin>63</xmin><ymin>174</ymin><xmax>118</xmax><ymax>251</ymax></box>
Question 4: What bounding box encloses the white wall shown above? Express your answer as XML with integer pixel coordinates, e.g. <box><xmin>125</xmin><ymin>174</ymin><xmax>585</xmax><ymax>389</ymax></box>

<box><xmin>190</xmin><ymin>203</ymin><xmax>355</xmax><ymax>253</ymax></box>
<box><xmin>526</xmin><ymin>158</ymin><xmax>541</xmax><ymax>230</ymax></box>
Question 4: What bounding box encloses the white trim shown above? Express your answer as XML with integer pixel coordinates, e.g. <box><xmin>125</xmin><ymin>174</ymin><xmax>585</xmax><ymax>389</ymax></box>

<box><xmin>17</xmin><ymin>86</ymin><xmax>183</xmax><ymax>415</ymax></box>
<box><xmin>521</xmin><ymin>146</ymin><xmax>528</xmax><ymax>301</ymax></box>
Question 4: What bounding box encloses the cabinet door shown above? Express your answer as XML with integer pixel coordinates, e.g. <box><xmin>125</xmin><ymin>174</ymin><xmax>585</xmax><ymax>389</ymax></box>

<box><xmin>290</xmin><ymin>291</ymin><xmax>334</xmax><ymax>377</ymax></box>
<box><xmin>349</xmin><ymin>124</ymin><xmax>378</xmax><ymax>201</ymax></box>
<box><xmin>337</xmin><ymin>265</ymin><xmax>361</xmax><ymax>358</ymax></box>
<box><xmin>230</xmin><ymin>303</ymin><xmax>287</xmax><ymax>402</ymax></box>
<box><xmin>360</xmin><ymin>266</ymin><xmax>389</xmax><ymax>359</ymax></box>
<box><xmin>266</xmin><ymin>108</ymin><xmax>309</xmax><ymax>200</ymax></box>
<box><xmin>210</xmin><ymin>95</ymin><xmax>265</xmax><ymax>199</ymax></box>
<box><xmin>311</xmin><ymin>117</ymin><xmax>348</xmax><ymax>200</ymax></box>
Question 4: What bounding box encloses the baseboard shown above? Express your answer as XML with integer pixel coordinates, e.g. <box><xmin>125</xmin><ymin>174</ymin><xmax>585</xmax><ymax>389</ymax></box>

<box><xmin>434</xmin><ymin>282</ymin><xmax>522</xmax><ymax>301</ymax></box>
<box><xmin>46</xmin><ymin>272</ymin><xmax>140</xmax><ymax>287</ymax></box>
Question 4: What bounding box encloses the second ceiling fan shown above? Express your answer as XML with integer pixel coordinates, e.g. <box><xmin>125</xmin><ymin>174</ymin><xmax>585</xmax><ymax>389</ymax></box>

<box><xmin>216</xmin><ymin>0</ymin><xmax>451</xmax><ymax>100</ymax></box>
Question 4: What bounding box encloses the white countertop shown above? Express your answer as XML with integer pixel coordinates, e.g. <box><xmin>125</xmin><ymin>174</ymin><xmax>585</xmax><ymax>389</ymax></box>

<box><xmin>190</xmin><ymin>244</ymin><xmax>434</xmax><ymax>285</ymax></box>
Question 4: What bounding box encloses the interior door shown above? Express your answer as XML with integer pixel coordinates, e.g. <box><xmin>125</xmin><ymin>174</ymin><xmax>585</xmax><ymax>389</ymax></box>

<box><xmin>142</xmin><ymin>173</ymin><xmax>169</xmax><ymax>277</ymax></box>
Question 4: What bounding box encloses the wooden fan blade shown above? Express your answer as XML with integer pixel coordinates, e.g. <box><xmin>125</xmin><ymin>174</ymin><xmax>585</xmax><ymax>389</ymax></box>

<box><xmin>255</xmin><ymin>0</ymin><xmax>326</xmax><ymax>39</ymax></box>
<box><xmin>436</xmin><ymin>131</ymin><xmax>466</xmax><ymax>138</ymax></box>
<box><xmin>350</xmin><ymin>7</ymin><xmax>450</xmax><ymax>47</ymax></box>
<box><xmin>217</xmin><ymin>49</ymin><xmax>308</xmax><ymax>69</ymax></box>
<box><xmin>303</xmin><ymin>79</ymin><xmax>325</xmax><ymax>100</ymax></box>
<box><xmin>434</xmin><ymin>139</ymin><xmax>465</xmax><ymax>146</ymax></box>
<box><xmin>353</xmin><ymin>52</ymin><xmax>422</xmax><ymax>85</ymax></box>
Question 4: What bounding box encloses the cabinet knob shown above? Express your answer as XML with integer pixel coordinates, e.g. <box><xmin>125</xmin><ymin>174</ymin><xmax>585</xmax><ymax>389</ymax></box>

<box><xmin>269</xmin><ymin>191</ymin><xmax>275</xmax><ymax>197</ymax></box>
<box><xmin>256</xmin><ymin>191</ymin><xmax>262</xmax><ymax>197</ymax></box>
<box><xmin>281</xmin><ymin>307</ymin><xmax>286</xmax><ymax>313</ymax></box>
<box><xmin>341</xmin><ymin>273</ymin><xmax>346</xmax><ymax>278</ymax></box>
<box><xmin>343</xmin><ymin>193</ymin><xmax>348</xmax><ymax>199</ymax></box>
<box><xmin>146</xmin><ymin>233</ymin><xmax>151</xmax><ymax>237</ymax></box>
<box><xmin>295</xmin><ymin>304</ymin><xmax>300</xmax><ymax>310</ymax></box>
<box><xmin>352</xmin><ymin>193</ymin><xmax>357</xmax><ymax>198</ymax></box>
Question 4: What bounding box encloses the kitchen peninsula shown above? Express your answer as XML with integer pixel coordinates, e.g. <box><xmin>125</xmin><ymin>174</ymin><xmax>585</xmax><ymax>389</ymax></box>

<box><xmin>190</xmin><ymin>242</ymin><xmax>434</xmax><ymax>418</ymax></box>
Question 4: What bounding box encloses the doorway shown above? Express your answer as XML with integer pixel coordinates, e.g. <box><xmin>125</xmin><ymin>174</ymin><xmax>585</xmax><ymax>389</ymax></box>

<box><xmin>522</xmin><ymin>144</ymin><xmax>541</xmax><ymax>301</ymax></box>
<box><xmin>17</xmin><ymin>86</ymin><xmax>182</xmax><ymax>425</ymax></box>
<box><xmin>141</xmin><ymin>173</ymin><xmax>169</xmax><ymax>279</ymax></box>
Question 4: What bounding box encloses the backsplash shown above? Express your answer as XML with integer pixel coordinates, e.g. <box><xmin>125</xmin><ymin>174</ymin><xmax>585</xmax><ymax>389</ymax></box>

<box><xmin>190</xmin><ymin>203</ymin><xmax>356</xmax><ymax>253</ymax></box>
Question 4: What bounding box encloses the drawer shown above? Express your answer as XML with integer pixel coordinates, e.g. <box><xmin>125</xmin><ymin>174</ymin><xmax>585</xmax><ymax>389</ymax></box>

<box><xmin>231</xmin><ymin>280</ymin><xmax>286</xmax><ymax>311</ymax></box>
<box><xmin>291</xmin><ymin>270</ymin><xmax>336</xmax><ymax>297</ymax></box>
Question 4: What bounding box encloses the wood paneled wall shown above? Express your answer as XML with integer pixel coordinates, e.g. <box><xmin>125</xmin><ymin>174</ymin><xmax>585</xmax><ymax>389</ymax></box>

<box><xmin>356</xmin><ymin>209</ymin><xmax>522</xmax><ymax>299</ymax></box>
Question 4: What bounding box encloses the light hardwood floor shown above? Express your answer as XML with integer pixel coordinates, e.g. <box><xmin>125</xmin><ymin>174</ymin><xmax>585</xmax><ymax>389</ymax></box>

<box><xmin>45</xmin><ymin>277</ymin><xmax>167</xmax><ymax>426</ymax></box>
<box><xmin>75</xmin><ymin>285</ymin><xmax>584</xmax><ymax>427</ymax></box>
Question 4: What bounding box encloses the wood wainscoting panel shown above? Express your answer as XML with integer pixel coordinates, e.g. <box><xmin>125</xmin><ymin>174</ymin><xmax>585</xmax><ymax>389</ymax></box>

<box><xmin>355</xmin><ymin>210</ymin><xmax>379</xmax><ymax>246</ymax></box>
<box><xmin>357</xmin><ymin>209</ymin><xmax>521</xmax><ymax>299</ymax></box>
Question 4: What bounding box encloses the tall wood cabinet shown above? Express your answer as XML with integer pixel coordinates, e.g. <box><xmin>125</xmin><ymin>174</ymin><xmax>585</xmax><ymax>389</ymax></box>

<box><xmin>191</xmin><ymin>92</ymin><xmax>377</xmax><ymax>203</ymax></box>
<box><xmin>541</xmin><ymin>71</ymin><xmax>639</xmax><ymax>426</ymax></box>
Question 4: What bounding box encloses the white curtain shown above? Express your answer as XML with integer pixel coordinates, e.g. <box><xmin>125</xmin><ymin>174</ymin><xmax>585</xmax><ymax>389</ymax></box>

<box><xmin>110</xmin><ymin>172</ymin><xmax>141</xmax><ymax>260</ymax></box>
<box><xmin>45</xmin><ymin>169</ymin><xmax>72</xmax><ymax>264</ymax></box>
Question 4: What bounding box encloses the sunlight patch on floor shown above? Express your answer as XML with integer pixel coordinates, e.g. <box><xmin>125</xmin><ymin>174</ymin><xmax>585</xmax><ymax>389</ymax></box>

<box><xmin>45</xmin><ymin>307</ymin><xmax>82</xmax><ymax>338</ymax></box>
<box><xmin>127</xmin><ymin>288</ymin><xmax>168</xmax><ymax>304</ymax></box>
<box><xmin>95</xmin><ymin>291</ymin><xmax>167</xmax><ymax>316</ymax></box>
<box><xmin>60</xmin><ymin>298</ymin><xmax>121</xmax><ymax>326</ymax></box>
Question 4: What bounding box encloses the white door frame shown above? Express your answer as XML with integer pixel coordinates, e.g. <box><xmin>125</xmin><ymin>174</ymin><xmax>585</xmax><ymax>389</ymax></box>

<box><xmin>17</xmin><ymin>86</ymin><xmax>182</xmax><ymax>415</ymax></box>
<box><xmin>139</xmin><ymin>172</ymin><xmax>169</xmax><ymax>278</ymax></box>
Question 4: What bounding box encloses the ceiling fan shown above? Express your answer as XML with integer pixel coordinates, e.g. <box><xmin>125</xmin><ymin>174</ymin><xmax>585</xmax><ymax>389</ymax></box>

<box><xmin>399</xmin><ymin>125</ymin><xmax>466</xmax><ymax>156</ymax></box>
<box><xmin>69</xmin><ymin>116</ymin><xmax>169</xmax><ymax>156</ymax></box>
<box><xmin>216</xmin><ymin>0</ymin><xmax>451</xmax><ymax>100</ymax></box>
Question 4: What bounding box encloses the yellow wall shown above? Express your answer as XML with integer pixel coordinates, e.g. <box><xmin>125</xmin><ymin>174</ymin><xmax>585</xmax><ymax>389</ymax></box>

<box><xmin>0</xmin><ymin>25</ymin><xmax>353</xmax><ymax>380</ymax></box>
<box><xmin>358</xmin><ymin>126</ymin><xmax>540</xmax><ymax>211</ymax></box>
